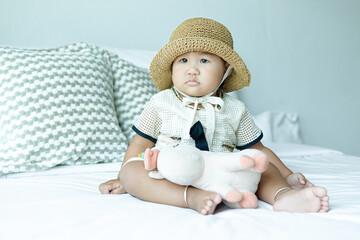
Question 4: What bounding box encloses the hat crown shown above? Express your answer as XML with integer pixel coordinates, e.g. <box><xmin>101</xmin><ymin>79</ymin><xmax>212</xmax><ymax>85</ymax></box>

<box><xmin>169</xmin><ymin>17</ymin><xmax>234</xmax><ymax>49</ymax></box>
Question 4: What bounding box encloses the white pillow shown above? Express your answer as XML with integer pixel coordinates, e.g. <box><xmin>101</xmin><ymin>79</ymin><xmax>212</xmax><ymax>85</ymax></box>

<box><xmin>252</xmin><ymin>111</ymin><xmax>303</xmax><ymax>145</ymax></box>
<box><xmin>103</xmin><ymin>47</ymin><xmax>156</xmax><ymax>69</ymax></box>
<box><xmin>0</xmin><ymin>42</ymin><xmax>128</xmax><ymax>176</ymax></box>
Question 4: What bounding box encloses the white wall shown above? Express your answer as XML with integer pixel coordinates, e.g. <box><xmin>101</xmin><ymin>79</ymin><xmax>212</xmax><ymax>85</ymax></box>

<box><xmin>1</xmin><ymin>0</ymin><xmax>359</xmax><ymax>156</ymax></box>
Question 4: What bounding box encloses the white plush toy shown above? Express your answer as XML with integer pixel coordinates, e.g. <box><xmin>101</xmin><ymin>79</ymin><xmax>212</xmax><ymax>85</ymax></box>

<box><xmin>143</xmin><ymin>144</ymin><xmax>269</xmax><ymax>209</ymax></box>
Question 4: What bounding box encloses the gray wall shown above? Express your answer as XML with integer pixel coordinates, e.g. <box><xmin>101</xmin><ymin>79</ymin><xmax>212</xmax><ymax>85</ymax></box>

<box><xmin>1</xmin><ymin>0</ymin><xmax>359</xmax><ymax>156</ymax></box>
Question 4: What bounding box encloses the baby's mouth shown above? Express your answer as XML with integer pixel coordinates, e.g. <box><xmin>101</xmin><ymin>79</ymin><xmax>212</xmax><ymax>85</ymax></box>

<box><xmin>186</xmin><ymin>79</ymin><xmax>200</xmax><ymax>86</ymax></box>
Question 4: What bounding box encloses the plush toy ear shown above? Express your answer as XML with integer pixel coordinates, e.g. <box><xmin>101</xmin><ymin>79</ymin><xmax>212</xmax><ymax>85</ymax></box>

<box><xmin>144</xmin><ymin>148</ymin><xmax>160</xmax><ymax>170</ymax></box>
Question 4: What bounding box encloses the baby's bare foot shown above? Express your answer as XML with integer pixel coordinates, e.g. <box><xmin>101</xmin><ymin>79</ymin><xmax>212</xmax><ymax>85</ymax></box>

<box><xmin>187</xmin><ymin>188</ymin><xmax>222</xmax><ymax>215</ymax></box>
<box><xmin>273</xmin><ymin>186</ymin><xmax>329</xmax><ymax>212</ymax></box>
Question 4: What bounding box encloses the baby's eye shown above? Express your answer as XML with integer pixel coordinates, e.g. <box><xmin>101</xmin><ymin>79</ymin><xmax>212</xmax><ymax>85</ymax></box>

<box><xmin>180</xmin><ymin>58</ymin><xmax>188</xmax><ymax>63</ymax></box>
<box><xmin>200</xmin><ymin>59</ymin><xmax>209</xmax><ymax>63</ymax></box>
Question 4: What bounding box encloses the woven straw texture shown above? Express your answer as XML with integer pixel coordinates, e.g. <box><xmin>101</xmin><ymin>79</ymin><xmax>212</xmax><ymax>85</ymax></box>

<box><xmin>149</xmin><ymin>17</ymin><xmax>251</xmax><ymax>93</ymax></box>
<box><xmin>0</xmin><ymin>43</ymin><xmax>128</xmax><ymax>176</ymax></box>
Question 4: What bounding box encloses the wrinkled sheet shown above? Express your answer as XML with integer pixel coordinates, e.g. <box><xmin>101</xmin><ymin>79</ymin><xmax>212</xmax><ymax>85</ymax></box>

<box><xmin>1</xmin><ymin>144</ymin><xmax>359</xmax><ymax>240</ymax></box>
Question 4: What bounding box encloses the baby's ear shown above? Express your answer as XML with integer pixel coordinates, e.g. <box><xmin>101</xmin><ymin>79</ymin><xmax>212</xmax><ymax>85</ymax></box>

<box><xmin>224</xmin><ymin>64</ymin><xmax>233</xmax><ymax>75</ymax></box>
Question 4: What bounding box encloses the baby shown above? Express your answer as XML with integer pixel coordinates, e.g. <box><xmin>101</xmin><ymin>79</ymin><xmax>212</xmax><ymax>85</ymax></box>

<box><xmin>99</xmin><ymin>17</ymin><xmax>329</xmax><ymax>215</ymax></box>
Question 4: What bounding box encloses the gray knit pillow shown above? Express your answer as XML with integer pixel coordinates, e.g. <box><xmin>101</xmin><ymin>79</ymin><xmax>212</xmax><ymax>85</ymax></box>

<box><xmin>0</xmin><ymin>43</ymin><xmax>128</xmax><ymax>176</ymax></box>
<box><xmin>110</xmin><ymin>54</ymin><xmax>158</xmax><ymax>142</ymax></box>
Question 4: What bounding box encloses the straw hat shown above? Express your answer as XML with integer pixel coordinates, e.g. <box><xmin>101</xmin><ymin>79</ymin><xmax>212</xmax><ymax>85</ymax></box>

<box><xmin>149</xmin><ymin>17</ymin><xmax>251</xmax><ymax>93</ymax></box>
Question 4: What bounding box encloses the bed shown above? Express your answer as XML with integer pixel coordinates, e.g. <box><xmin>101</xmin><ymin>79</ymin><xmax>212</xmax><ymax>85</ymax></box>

<box><xmin>1</xmin><ymin>43</ymin><xmax>360</xmax><ymax>240</ymax></box>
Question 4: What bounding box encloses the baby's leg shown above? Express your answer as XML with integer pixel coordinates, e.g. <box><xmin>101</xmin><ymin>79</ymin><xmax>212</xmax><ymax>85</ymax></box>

<box><xmin>257</xmin><ymin>163</ymin><xmax>329</xmax><ymax>212</ymax></box>
<box><xmin>120</xmin><ymin>160</ymin><xmax>221</xmax><ymax>215</ymax></box>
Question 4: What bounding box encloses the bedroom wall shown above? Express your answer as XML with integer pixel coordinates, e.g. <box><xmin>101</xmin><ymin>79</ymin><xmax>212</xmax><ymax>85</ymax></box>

<box><xmin>1</xmin><ymin>0</ymin><xmax>359</xmax><ymax>156</ymax></box>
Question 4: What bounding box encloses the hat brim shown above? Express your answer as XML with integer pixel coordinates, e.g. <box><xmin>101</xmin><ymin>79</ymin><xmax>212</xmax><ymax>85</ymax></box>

<box><xmin>149</xmin><ymin>37</ymin><xmax>251</xmax><ymax>93</ymax></box>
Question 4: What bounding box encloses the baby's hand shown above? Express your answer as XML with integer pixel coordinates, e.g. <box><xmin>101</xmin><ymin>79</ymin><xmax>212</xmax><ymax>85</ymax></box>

<box><xmin>99</xmin><ymin>179</ymin><xmax>126</xmax><ymax>194</ymax></box>
<box><xmin>285</xmin><ymin>172</ymin><xmax>314</xmax><ymax>188</ymax></box>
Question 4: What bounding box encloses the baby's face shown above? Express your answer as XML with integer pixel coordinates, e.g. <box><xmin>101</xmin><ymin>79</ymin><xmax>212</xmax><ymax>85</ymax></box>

<box><xmin>172</xmin><ymin>51</ymin><xmax>227</xmax><ymax>97</ymax></box>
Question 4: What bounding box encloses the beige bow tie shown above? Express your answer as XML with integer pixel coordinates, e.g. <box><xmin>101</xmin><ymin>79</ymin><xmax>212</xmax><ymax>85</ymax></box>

<box><xmin>182</xmin><ymin>95</ymin><xmax>224</xmax><ymax>150</ymax></box>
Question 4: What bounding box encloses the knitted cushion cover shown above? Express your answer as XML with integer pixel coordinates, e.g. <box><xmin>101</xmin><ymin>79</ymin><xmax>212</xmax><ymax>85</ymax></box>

<box><xmin>0</xmin><ymin>42</ymin><xmax>128</xmax><ymax>176</ymax></box>
<box><xmin>110</xmin><ymin>53</ymin><xmax>158</xmax><ymax>142</ymax></box>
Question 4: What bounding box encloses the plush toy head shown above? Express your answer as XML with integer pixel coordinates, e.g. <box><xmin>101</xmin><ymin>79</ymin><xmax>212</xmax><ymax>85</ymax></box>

<box><xmin>144</xmin><ymin>145</ymin><xmax>204</xmax><ymax>186</ymax></box>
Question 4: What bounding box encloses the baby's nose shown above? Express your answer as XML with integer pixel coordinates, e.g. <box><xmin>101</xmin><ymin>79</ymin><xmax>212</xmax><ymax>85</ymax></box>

<box><xmin>187</xmin><ymin>65</ymin><xmax>200</xmax><ymax>75</ymax></box>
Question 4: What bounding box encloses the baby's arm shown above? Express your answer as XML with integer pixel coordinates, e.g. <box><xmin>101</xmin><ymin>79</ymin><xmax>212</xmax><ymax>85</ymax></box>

<box><xmin>248</xmin><ymin>141</ymin><xmax>313</xmax><ymax>188</ymax></box>
<box><xmin>99</xmin><ymin>134</ymin><xmax>155</xmax><ymax>195</ymax></box>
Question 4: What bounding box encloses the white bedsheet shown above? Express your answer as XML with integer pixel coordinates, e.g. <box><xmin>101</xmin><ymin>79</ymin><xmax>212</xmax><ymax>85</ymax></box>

<box><xmin>1</xmin><ymin>144</ymin><xmax>359</xmax><ymax>240</ymax></box>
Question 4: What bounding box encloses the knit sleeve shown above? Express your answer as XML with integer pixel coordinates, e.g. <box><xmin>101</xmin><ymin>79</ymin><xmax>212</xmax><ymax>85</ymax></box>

<box><xmin>235</xmin><ymin>107</ymin><xmax>263</xmax><ymax>150</ymax></box>
<box><xmin>132</xmin><ymin>95</ymin><xmax>162</xmax><ymax>143</ymax></box>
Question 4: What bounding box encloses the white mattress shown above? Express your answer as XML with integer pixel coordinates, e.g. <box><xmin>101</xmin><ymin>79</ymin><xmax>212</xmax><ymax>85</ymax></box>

<box><xmin>1</xmin><ymin>143</ymin><xmax>359</xmax><ymax>240</ymax></box>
